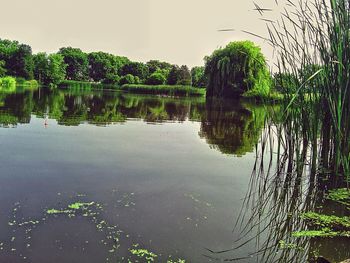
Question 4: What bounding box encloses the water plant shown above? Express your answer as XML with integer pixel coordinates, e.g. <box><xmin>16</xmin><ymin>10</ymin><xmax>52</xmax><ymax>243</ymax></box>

<box><xmin>217</xmin><ymin>0</ymin><xmax>350</xmax><ymax>261</ymax></box>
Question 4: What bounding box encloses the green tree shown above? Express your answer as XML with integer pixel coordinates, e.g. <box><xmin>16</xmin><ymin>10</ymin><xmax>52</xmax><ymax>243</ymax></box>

<box><xmin>191</xmin><ymin>66</ymin><xmax>207</xmax><ymax>87</ymax></box>
<box><xmin>146</xmin><ymin>60</ymin><xmax>172</xmax><ymax>74</ymax></box>
<box><xmin>33</xmin><ymin>53</ymin><xmax>49</xmax><ymax>83</ymax></box>
<box><xmin>0</xmin><ymin>60</ymin><xmax>6</xmax><ymax>77</ymax></box>
<box><xmin>120</xmin><ymin>62</ymin><xmax>149</xmax><ymax>82</ymax></box>
<box><xmin>119</xmin><ymin>74</ymin><xmax>139</xmax><ymax>85</ymax></box>
<box><xmin>58</xmin><ymin>47</ymin><xmax>89</xmax><ymax>81</ymax></box>
<box><xmin>0</xmin><ymin>39</ymin><xmax>34</xmax><ymax>79</ymax></box>
<box><xmin>273</xmin><ymin>72</ymin><xmax>299</xmax><ymax>93</ymax></box>
<box><xmin>167</xmin><ymin>65</ymin><xmax>180</xmax><ymax>85</ymax></box>
<box><xmin>177</xmin><ymin>65</ymin><xmax>192</xmax><ymax>85</ymax></box>
<box><xmin>33</xmin><ymin>53</ymin><xmax>66</xmax><ymax>86</ymax></box>
<box><xmin>47</xmin><ymin>54</ymin><xmax>67</xmax><ymax>85</ymax></box>
<box><xmin>205</xmin><ymin>41</ymin><xmax>271</xmax><ymax>98</ymax></box>
<box><xmin>146</xmin><ymin>72</ymin><xmax>166</xmax><ymax>85</ymax></box>
<box><xmin>88</xmin><ymin>52</ymin><xmax>129</xmax><ymax>84</ymax></box>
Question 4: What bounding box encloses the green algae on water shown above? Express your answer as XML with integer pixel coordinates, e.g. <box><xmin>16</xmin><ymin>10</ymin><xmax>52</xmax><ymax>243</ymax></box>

<box><xmin>129</xmin><ymin>245</ymin><xmax>158</xmax><ymax>262</ymax></box>
<box><xmin>327</xmin><ymin>188</ymin><xmax>350</xmax><ymax>207</ymax></box>
<box><xmin>292</xmin><ymin>212</ymin><xmax>350</xmax><ymax>238</ymax></box>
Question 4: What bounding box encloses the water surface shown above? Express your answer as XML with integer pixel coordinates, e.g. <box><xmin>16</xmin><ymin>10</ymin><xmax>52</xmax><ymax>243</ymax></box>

<box><xmin>0</xmin><ymin>87</ymin><xmax>262</xmax><ymax>262</ymax></box>
<box><xmin>1</xmin><ymin>87</ymin><xmax>349</xmax><ymax>262</ymax></box>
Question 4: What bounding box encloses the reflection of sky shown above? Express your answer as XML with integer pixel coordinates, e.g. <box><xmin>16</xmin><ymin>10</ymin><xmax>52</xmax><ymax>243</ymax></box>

<box><xmin>0</xmin><ymin>116</ymin><xmax>257</xmax><ymax>262</ymax></box>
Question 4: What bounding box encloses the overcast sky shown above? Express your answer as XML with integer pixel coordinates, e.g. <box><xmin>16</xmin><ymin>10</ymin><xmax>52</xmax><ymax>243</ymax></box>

<box><xmin>0</xmin><ymin>0</ymin><xmax>284</xmax><ymax>68</ymax></box>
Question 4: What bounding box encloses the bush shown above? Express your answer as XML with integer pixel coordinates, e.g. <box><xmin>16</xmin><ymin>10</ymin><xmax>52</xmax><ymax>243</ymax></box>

<box><xmin>119</xmin><ymin>74</ymin><xmax>135</xmax><ymax>85</ymax></box>
<box><xmin>0</xmin><ymin>76</ymin><xmax>16</xmax><ymax>87</ymax></box>
<box><xmin>146</xmin><ymin>72</ymin><xmax>166</xmax><ymax>85</ymax></box>
<box><xmin>22</xmin><ymin>79</ymin><xmax>39</xmax><ymax>88</ymax></box>
<box><xmin>102</xmin><ymin>73</ymin><xmax>120</xmax><ymax>85</ymax></box>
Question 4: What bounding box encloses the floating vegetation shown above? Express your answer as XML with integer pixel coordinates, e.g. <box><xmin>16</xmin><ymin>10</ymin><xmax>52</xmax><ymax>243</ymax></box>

<box><xmin>278</xmin><ymin>240</ymin><xmax>305</xmax><ymax>251</ymax></box>
<box><xmin>292</xmin><ymin>212</ymin><xmax>350</xmax><ymax>238</ymax></box>
<box><xmin>327</xmin><ymin>188</ymin><xmax>350</xmax><ymax>207</ymax></box>
<box><xmin>129</xmin><ymin>244</ymin><xmax>158</xmax><ymax>262</ymax></box>
<box><xmin>167</xmin><ymin>259</ymin><xmax>186</xmax><ymax>263</ymax></box>
<box><xmin>292</xmin><ymin>229</ymin><xmax>350</xmax><ymax>238</ymax></box>
<box><xmin>2</xmin><ymin>193</ymin><xmax>188</xmax><ymax>262</ymax></box>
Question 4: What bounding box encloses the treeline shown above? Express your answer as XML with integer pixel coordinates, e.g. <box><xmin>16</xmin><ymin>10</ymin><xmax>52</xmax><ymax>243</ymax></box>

<box><xmin>0</xmin><ymin>39</ymin><xmax>207</xmax><ymax>88</ymax></box>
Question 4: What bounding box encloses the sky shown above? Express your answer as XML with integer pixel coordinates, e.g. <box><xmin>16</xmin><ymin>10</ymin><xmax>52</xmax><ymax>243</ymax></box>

<box><xmin>0</xmin><ymin>0</ymin><xmax>284</xmax><ymax>68</ymax></box>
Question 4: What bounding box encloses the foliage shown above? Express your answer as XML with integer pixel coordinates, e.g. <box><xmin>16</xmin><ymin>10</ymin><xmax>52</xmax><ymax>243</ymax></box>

<box><xmin>22</xmin><ymin>80</ymin><xmax>39</xmax><ymax>89</ymax></box>
<box><xmin>88</xmin><ymin>51</ymin><xmax>129</xmax><ymax>84</ymax></box>
<box><xmin>0</xmin><ymin>76</ymin><xmax>16</xmax><ymax>88</ymax></box>
<box><xmin>273</xmin><ymin>72</ymin><xmax>300</xmax><ymax>93</ymax></box>
<box><xmin>204</xmin><ymin>40</ymin><xmax>271</xmax><ymax>98</ymax></box>
<box><xmin>0</xmin><ymin>60</ymin><xmax>6</xmax><ymax>77</ymax></box>
<box><xmin>145</xmin><ymin>72</ymin><xmax>166</xmax><ymax>85</ymax></box>
<box><xmin>58</xmin><ymin>47</ymin><xmax>89</xmax><ymax>81</ymax></box>
<box><xmin>167</xmin><ymin>65</ymin><xmax>180</xmax><ymax>85</ymax></box>
<box><xmin>33</xmin><ymin>53</ymin><xmax>66</xmax><ymax>86</ymax></box>
<box><xmin>0</xmin><ymin>39</ymin><xmax>34</xmax><ymax>79</ymax></box>
<box><xmin>177</xmin><ymin>65</ymin><xmax>192</xmax><ymax>85</ymax></box>
<box><xmin>102</xmin><ymin>72</ymin><xmax>120</xmax><ymax>85</ymax></box>
<box><xmin>119</xmin><ymin>61</ymin><xmax>149</xmax><ymax>82</ymax></box>
<box><xmin>120</xmin><ymin>84</ymin><xmax>205</xmax><ymax>97</ymax></box>
<box><xmin>119</xmin><ymin>74</ymin><xmax>140</xmax><ymax>85</ymax></box>
<box><xmin>146</xmin><ymin>60</ymin><xmax>172</xmax><ymax>74</ymax></box>
<box><xmin>167</xmin><ymin>65</ymin><xmax>192</xmax><ymax>86</ymax></box>
<box><xmin>191</xmin><ymin>66</ymin><xmax>207</xmax><ymax>88</ymax></box>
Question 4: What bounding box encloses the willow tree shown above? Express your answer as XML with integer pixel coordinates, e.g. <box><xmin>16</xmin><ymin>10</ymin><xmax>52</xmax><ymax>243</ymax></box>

<box><xmin>204</xmin><ymin>41</ymin><xmax>271</xmax><ymax>98</ymax></box>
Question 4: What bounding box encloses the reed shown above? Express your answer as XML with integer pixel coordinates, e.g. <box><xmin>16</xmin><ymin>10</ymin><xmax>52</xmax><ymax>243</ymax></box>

<box><xmin>209</xmin><ymin>0</ymin><xmax>350</xmax><ymax>261</ymax></box>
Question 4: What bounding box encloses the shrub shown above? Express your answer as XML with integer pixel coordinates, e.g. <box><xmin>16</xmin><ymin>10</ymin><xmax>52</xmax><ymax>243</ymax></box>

<box><xmin>146</xmin><ymin>72</ymin><xmax>166</xmax><ymax>85</ymax></box>
<box><xmin>119</xmin><ymin>74</ymin><xmax>137</xmax><ymax>85</ymax></box>
<box><xmin>0</xmin><ymin>76</ymin><xmax>16</xmax><ymax>87</ymax></box>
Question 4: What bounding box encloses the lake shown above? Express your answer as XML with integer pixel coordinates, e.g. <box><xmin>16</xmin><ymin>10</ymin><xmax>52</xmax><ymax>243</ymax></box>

<box><xmin>0</xmin><ymin>87</ymin><xmax>349</xmax><ymax>263</ymax></box>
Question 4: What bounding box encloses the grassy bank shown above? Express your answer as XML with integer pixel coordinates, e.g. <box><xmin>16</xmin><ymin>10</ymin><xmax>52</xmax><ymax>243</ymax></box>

<box><xmin>59</xmin><ymin>80</ymin><xmax>118</xmax><ymax>90</ymax></box>
<box><xmin>0</xmin><ymin>77</ymin><xmax>39</xmax><ymax>90</ymax></box>
<box><xmin>242</xmin><ymin>90</ymin><xmax>284</xmax><ymax>102</ymax></box>
<box><xmin>120</xmin><ymin>84</ymin><xmax>206</xmax><ymax>97</ymax></box>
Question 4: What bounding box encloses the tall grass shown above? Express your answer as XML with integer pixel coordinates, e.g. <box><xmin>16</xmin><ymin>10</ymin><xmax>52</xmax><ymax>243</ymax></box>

<box><xmin>120</xmin><ymin>84</ymin><xmax>206</xmax><ymax>97</ymax></box>
<box><xmin>269</xmin><ymin>0</ymin><xmax>350</xmax><ymax>180</ymax></box>
<box><xmin>209</xmin><ymin>0</ymin><xmax>350</xmax><ymax>261</ymax></box>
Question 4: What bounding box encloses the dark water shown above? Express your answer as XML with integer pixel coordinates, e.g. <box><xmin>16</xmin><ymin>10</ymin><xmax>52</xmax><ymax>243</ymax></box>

<box><xmin>0</xmin><ymin>87</ymin><xmax>349</xmax><ymax>263</ymax></box>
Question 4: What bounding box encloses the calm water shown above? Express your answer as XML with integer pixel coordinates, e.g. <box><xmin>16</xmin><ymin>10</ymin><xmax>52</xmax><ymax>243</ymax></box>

<box><xmin>0</xmin><ymin>87</ymin><xmax>349</xmax><ymax>263</ymax></box>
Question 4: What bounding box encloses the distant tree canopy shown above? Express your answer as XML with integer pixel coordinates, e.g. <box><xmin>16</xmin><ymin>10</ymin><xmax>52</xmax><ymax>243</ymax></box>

<box><xmin>205</xmin><ymin>41</ymin><xmax>271</xmax><ymax>98</ymax></box>
<box><xmin>0</xmin><ymin>39</ymin><xmax>34</xmax><ymax>79</ymax></box>
<box><xmin>0</xmin><ymin>60</ymin><xmax>6</xmax><ymax>77</ymax></box>
<box><xmin>0</xmin><ymin>38</ymin><xmax>275</xmax><ymax>97</ymax></box>
<box><xmin>146</xmin><ymin>72</ymin><xmax>166</xmax><ymax>85</ymax></box>
<box><xmin>58</xmin><ymin>47</ymin><xmax>89</xmax><ymax>81</ymax></box>
<box><xmin>191</xmin><ymin>66</ymin><xmax>207</xmax><ymax>87</ymax></box>
<box><xmin>33</xmin><ymin>53</ymin><xmax>66</xmax><ymax>86</ymax></box>
<box><xmin>167</xmin><ymin>65</ymin><xmax>192</xmax><ymax>86</ymax></box>
<box><xmin>120</xmin><ymin>62</ymin><xmax>149</xmax><ymax>82</ymax></box>
<box><xmin>146</xmin><ymin>60</ymin><xmax>172</xmax><ymax>74</ymax></box>
<box><xmin>119</xmin><ymin>74</ymin><xmax>140</xmax><ymax>85</ymax></box>
<box><xmin>88</xmin><ymin>52</ymin><xmax>129</xmax><ymax>84</ymax></box>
